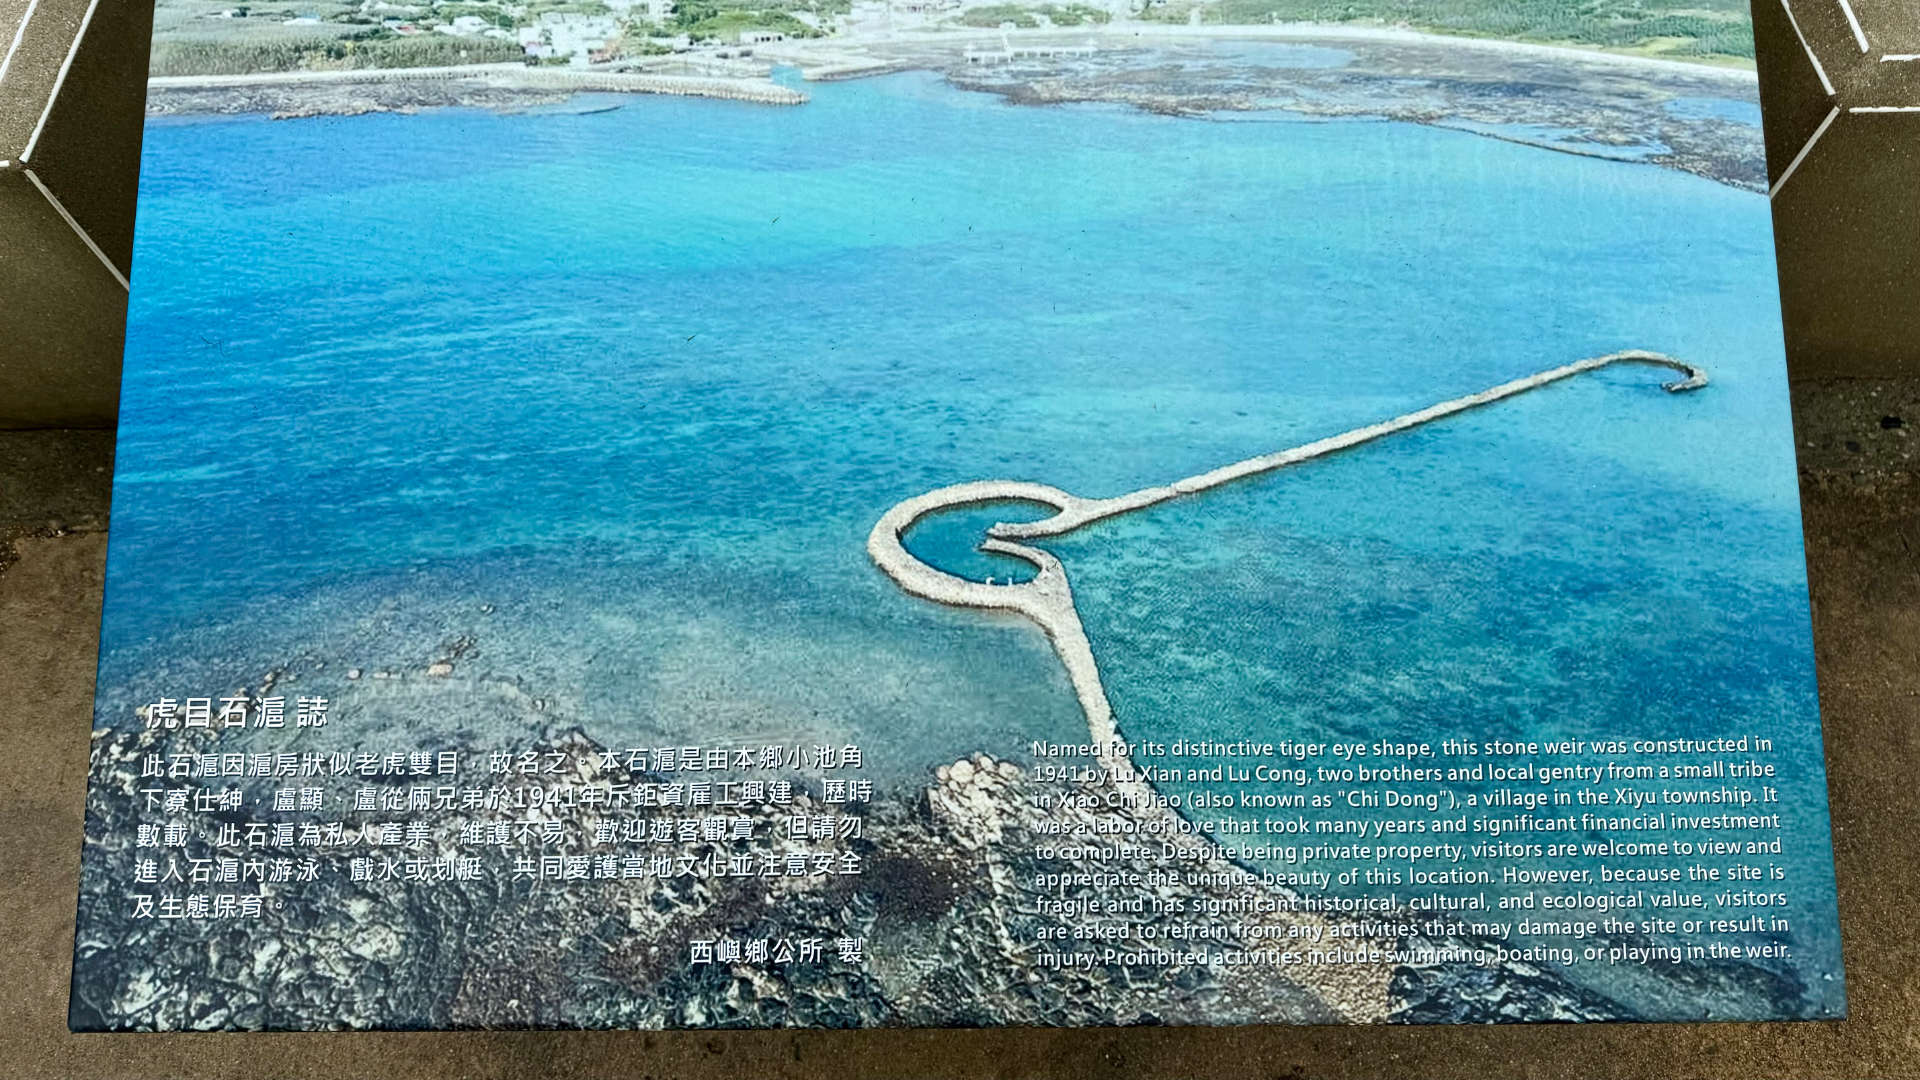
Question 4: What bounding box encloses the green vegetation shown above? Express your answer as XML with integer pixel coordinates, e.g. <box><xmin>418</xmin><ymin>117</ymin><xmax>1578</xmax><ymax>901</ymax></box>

<box><xmin>149</xmin><ymin>29</ymin><xmax>524</xmax><ymax>75</ymax></box>
<box><xmin>668</xmin><ymin>1</ymin><xmax>822</xmax><ymax>40</ymax></box>
<box><xmin>608</xmin><ymin>21</ymin><xmax>676</xmax><ymax>52</ymax></box>
<box><xmin>1147</xmin><ymin>0</ymin><xmax>1753</xmax><ymax>60</ymax></box>
<box><xmin>666</xmin><ymin>0</ymin><xmax>850</xmax><ymax>35</ymax></box>
<box><xmin>1039</xmin><ymin>4</ymin><xmax>1109</xmax><ymax>26</ymax></box>
<box><xmin>433</xmin><ymin>3</ymin><xmax>517</xmax><ymax>28</ymax></box>
<box><xmin>144</xmin><ymin>0</ymin><xmax>1754</xmax><ymax>75</ymax></box>
<box><xmin>522</xmin><ymin>0</ymin><xmax>614</xmax><ymax>17</ymax></box>
<box><xmin>956</xmin><ymin>2</ymin><xmax>1110</xmax><ymax>27</ymax></box>
<box><xmin>959</xmin><ymin>4</ymin><xmax>1038</xmax><ymax>27</ymax></box>
<box><xmin>716</xmin><ymin>0</ymin><xmax>851</xmax><ymax>16</ymax></box>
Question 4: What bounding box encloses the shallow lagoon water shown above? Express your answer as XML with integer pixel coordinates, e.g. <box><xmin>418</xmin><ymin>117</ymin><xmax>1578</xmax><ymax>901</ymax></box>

<box><xmin>1435</xmin><ymin>118</ymin><xmax>1671</xmax><ymax>161</ymax></box>
<box><xmin>1188</xmin><ymin>40</ymin><xmax>1356</xmax><ymax>68</ymax></box>
<box><xmin>903</xmin><ymin>500</ymin><xmax>1053</xmax><ymax>584</ymax></box>
<box><xmin>107</xmin><ymin>70</ymin><xmax>1836</xmax><ymax>1015</ymax></box>
<box><xmin>1665</xmin><ymin>96</ymin><xmax>1765</xmax><ymax>126</ymax></box>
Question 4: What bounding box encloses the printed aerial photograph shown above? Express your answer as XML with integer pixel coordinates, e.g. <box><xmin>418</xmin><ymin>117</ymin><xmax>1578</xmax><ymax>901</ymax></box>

<box><xmin>72</xmin><ymin>0</ymin><xmax>1845</xmax><ymax>1030</ymax></box>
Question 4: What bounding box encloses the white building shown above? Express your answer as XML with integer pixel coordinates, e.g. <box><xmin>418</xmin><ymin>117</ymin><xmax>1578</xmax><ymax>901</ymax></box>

<box><xmin>439</xmin><ymin>14</ymin><xmax>492</xmax><ymax>35</ymax></box>
<box><xmin>537</xmin><ymin>12</ymin><xmax>621</xmax><ymax>62</ymax></box>
<box><xmin>844</xmin><ymin>0</ymin><xmax>892</xmax><ymax>32</ymax></box>
<box><xmin>604</xmin><ymin>0</ymin><xmax>675</xmax><ymax>18</ymax></box>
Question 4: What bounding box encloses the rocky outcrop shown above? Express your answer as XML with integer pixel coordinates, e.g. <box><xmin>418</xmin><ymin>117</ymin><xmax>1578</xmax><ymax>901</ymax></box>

<box><xmin>72</xmin><ymin>720</ymin><xmax>1657</xmax><ymax>1030</ymax></box>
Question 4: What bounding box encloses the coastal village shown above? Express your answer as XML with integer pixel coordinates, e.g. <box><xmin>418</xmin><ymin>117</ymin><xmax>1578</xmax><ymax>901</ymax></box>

<box><xmin>142</xmin><ymin>0</ymin><xmax>1766</xmax><ymax>194</ymax></box>
<box><xmin>162</xmin><ymin>0</ymin><xmax>1130</xmax><ymax>73</ymax></box>
<box><xmin>147</xmin><ymin>0</ymin><xmax>1756</xmax><ymax>86</ymax></box>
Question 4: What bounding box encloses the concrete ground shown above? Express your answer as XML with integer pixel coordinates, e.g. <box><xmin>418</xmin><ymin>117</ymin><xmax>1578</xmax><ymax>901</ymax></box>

<box><xmin>3</xmin><ymin>383</ymin><xmax>1918</xmax><ymax>1077</ymax></box>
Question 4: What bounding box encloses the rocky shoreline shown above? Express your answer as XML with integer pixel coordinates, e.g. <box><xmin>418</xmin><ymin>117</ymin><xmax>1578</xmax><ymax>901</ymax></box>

<box><xmin>72</xmin><ymin>706</ymin><xmax>1806</xmax><ymax>1029</ymax></box>
<box><xmin>144</xmin><ymin>31</ymin><xmax>1766</xmax><ymax>192</ymax></box>
<box><xmin>927</xmin><ymin>35</ymin><xmax>1766</xmax><ymax>191</ymax></box>
<box><xmin>145</xmin><ymin>65</ymin><xmax>804</xmax><ymax>120</ymax></box>
<box><xmin>147</xmin><ymin>80</ymin><xmax>573</xmax><ymax>120</ymax></box>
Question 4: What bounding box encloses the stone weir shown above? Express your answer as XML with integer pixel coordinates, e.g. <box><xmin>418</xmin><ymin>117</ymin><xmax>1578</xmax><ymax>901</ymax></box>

<box><xmin>867</xmin><ymin>349</ymin><xmax>1707</xmax><ymax>835</ymax></box>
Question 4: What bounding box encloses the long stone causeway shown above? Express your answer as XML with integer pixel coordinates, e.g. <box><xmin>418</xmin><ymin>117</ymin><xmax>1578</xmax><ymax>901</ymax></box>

<box><xmin>867</xmin><ymin>350</ymin><xmax>1707</xmax><ymax>844</ymax></box>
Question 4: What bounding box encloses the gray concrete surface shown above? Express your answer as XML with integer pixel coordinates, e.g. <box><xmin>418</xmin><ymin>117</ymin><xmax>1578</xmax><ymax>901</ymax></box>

<box><xmin>2</xmin><ymin>383</ymin><xmax>1918</xmax><ymax>1077</ymax></box>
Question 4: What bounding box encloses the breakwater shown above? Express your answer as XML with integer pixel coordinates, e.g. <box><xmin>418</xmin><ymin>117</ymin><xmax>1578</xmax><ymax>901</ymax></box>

<box><xmin>869</xmin><ymin>349</ymin><xmax>1707</xmax><ymax>775</ymax></box>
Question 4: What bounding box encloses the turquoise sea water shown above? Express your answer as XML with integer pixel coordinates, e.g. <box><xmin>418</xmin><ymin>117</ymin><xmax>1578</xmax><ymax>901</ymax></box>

<box><xmin>102</xmin><ymin>70</ymin><xmax>1837</xmax><ymax>1017</ymax></box>
<box><xmin>1666</xmin><ymin>95</ymin><xmax>1766</xmax><ymax>126</ymax></box>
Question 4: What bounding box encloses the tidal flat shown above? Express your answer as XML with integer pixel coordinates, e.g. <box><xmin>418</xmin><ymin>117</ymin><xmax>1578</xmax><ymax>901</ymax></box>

<box><xmin>144</xmin><ymin>26</ymin><xmax>1765</xmax><ymax>189</ymax></box>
